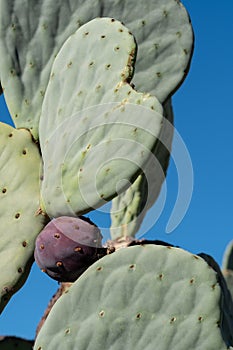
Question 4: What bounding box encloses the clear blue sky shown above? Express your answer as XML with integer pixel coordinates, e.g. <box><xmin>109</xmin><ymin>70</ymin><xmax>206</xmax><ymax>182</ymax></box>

<box><xmin>1</xmin><ymin>0</ymin><xmax>233</xmax><ymax>341</ymax></box>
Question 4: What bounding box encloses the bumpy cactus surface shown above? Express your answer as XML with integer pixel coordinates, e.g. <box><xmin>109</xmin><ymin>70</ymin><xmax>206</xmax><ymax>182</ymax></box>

<box><xmin>0</xmin><ymin>123</ymin><xmax>47</xmax><ymax>312</ymax></box>
<box><xmin>34</xmin><ymin>244</ymin><xmax>233</xmax><ymax>349</ymax></box>
<box><xmin>34</xmin><ymin>216</ymin><xmax>105</xmax><ymax>282</ymax></box>
<box><xmin>0</xmin><ymin>0</ymin><xmax>193</xmax><ymax>139</ymax></box>
<box><xmin>0</xmin><ymin>1</ymin><xmax>232</xmax><ymax>349</ymax></box>
<box><xmin>39</xmin><ymin>18</ymin><xmax>163</xmax><ymax>218</ymax></box>
<box><xmin>110</xmin><ymin>99</ymin><xmax>174</xmax><ymax>238</ymax></box>
<box><xmin>108</xmin><ymin>0</ymin><xmax>193</xmax><ymax>239</ymax></box>
<box><xmin>0</xmin><ymin>0</ymin><xmax>194</xmax><ymax>245</ymax></box>
<box><xmin>0</xmin><ymin>0</ymin><xmax>193</xmax><ymax>238</ymax></box>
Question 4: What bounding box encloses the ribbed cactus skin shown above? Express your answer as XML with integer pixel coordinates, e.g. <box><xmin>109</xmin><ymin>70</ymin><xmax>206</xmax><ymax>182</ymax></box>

<box><xmin>34</xmin><ymin>244</ymin><xmax>232</xmax><ymax>350</ymax></box>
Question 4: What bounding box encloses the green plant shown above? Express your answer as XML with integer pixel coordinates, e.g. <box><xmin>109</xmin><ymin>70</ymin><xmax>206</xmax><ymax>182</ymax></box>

<box><xmin>0</xmin><ymin>1</ymin><xmax>232</xmax><ymax>349</ymax></box>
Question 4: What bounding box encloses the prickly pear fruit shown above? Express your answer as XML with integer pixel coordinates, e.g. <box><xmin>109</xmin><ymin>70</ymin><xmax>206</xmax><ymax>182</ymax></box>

<box><xmin>34</xmin><ymin>216</ymin><xmax>105</xmax><ymax>282</ymax></box>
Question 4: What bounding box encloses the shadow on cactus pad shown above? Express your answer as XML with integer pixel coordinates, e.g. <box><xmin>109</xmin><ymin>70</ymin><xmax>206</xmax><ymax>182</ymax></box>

<box><xmin>34</xmin><ymin>216</ymin><xmax>107</xmax><ymax>282</ymax></box>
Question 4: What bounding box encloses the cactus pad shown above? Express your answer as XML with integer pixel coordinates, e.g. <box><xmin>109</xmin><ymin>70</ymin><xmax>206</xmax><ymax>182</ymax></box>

<box><xmin>0</xmin><ymin>122</ymin><xmax>47</xmax><ymax>312</ymax></box>
<box><xmin>110</xmin><ymin>99</ymin><xmax>173</xmax><ymax>239</ymax></box>
<box><xmin>39</xmin><ymin>18</ymin><xmax>163</xmax><ymax>218</ymax></box>
<box><xmin>35</xmin><ymin>245</ymin><xmax>231</xmax><ymax>349</ymax></box>
<box><xmin>0</xmin><ymin>0</ymin><xmax>193</xmax><ymax>139</ymax></box>
<box><xmin>95</xmin><ymin>0</ymin><xmax>194</xmax><ymax>101</ymax></box>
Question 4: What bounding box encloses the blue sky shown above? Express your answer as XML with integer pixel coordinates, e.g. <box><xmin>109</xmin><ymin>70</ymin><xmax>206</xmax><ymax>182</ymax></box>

<box><xmin>1</xmin><ymin>0</ymin><xmax>233</xmax><ymax>341</ymax></box>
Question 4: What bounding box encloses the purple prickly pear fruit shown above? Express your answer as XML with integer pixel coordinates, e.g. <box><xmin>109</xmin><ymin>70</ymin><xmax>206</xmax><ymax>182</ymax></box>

<box><xmin>34</xmin><ymin>216</ymin><xmax>106</xmax><ymax>282</ymax></box>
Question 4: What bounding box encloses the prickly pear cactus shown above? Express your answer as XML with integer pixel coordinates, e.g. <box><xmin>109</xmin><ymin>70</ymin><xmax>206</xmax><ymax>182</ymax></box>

<box><xmin>110</xmin><ymin>99</ymin><xmax>174</xmax><ymax>239</ymax></box>
<box><xmin>106</xmin><ymin>0</ymin><xmax>193</xmax><ymax>240</ymax></box>
<box><xmin>0</xmin><ymin>336</ymin><xmax>33</xmax><ymax>349</ymax></box>
<box><xmin>34</xmin><ymin>244</ymin><xmax>233</xmax><ymax>350</ymax></box>
<box><xmin>1</xmin><ymin>2</ymin><xmax>226</xmax><ymax>349</ymax></box>
<box><xmin>39</xmin><ymin>18</ymin><xmax>163</xmax><ymax>218</ymax></box>
<box><xmin>0</xmin><ymin>0</ymin><xmax>194</xmax><ymax>245</ymax></box>
<box><xmin>34</xmin><ymin>216</ymin><xmax>106</xmax><ymax>282</ymax></box>
<box><xmin>0</xmin><ymin>122</ymin><xmax>47</xmax><ymax>312</ymax></box>
<box><xmin>198</xmin><ymin>252</ymin><xmax>233</xmax><ymax>347</ymax></box>
<box><xmin>0</xmin><ymin>0</ymin><xmax>193</xmax><ymax>139</ymax></box>
<box><xmin>91</xmin><ymin>0</ymin><xmax>194</xmax><ymax>101</ymax></box>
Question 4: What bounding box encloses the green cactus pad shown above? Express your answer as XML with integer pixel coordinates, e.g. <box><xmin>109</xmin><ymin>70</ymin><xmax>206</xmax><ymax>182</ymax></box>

<box><xmin>110</xmin><ymin>173</ymin><xmax>148</xmax><ymax>239</ymax></box>
<box><xmin>0</xmin><ymin>336</ymin><xmax>33</xmax><ymax>349</ymax></box>
<box><xmin>39</xmin><ymin>18</ymin><xmax>163</xmax><ymax>218</ymax></box>
<box><xmin>95</xmin><ymin>0</ymin><xmax>194</xmax><ymax>102</ymax></box>
<box><xmin>198</xmin><ymin>252</ymin><xmax>233</xmax><ymax>347</ymax></box>
<box><xmin>0</xmin><ymin>0</ymin><xmax>96</xmax><ymax>139</ymax></box>
<box><xmin>0</xmin><ymin>122</ymin><xmax>47</xmax><ymax>312</ymax></box>
<box><xmin>34</xmin><ymin>244</ymin><xmax>232</xmax><ymax>350</ymax></box>
<box><xmin>110</xmin><ymin>99</ymin><xmax>173</xmax><ymax>239</ymax></box>
<box><xmin>0</xmin><ymin>0</ymin><xmax>193</xmax><ymax>139</ymax></box>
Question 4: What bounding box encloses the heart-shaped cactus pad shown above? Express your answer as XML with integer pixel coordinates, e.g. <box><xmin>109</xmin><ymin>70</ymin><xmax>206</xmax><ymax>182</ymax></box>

<box><xmin>39</xmin><ymin>18</ymin><xmax>164</xmax><ymax>218</ymax></box>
